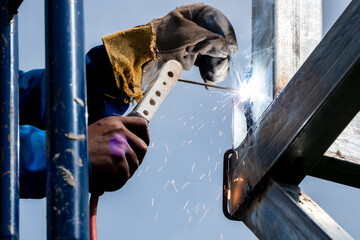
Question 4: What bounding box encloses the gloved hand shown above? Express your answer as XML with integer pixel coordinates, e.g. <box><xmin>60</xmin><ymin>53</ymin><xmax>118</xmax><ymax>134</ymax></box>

<box><xmin>88</xmin><ymin>116</ymin><xmax>150</xmax><ymax>195</ymax></box>
<box><xmin>143</xmin><ymin>3</ymin><xmax>238</xmax><ymax>87</ymax></box>
<box><xmin>102</xmin><ymin>4</ymin><xmax>238</xmax><ymax>103</ymax></box>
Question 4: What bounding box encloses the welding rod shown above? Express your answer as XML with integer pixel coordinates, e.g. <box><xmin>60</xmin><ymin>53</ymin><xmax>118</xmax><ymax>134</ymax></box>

<box><xmin>178</xmin><ymin>78</ymin><xmax>238</xmax><ymax>92</ymax></box>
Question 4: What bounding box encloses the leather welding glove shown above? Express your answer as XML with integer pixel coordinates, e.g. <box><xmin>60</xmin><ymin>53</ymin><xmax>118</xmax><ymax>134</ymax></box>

<box><xmin>102</xmin><ymin>3</ymin><xmax>238</xmax><ymax>104</ymax></box>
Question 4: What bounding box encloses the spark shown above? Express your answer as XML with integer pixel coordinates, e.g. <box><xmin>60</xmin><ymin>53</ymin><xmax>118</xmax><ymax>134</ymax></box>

<box><xmin>199</xmin><ymin>174</ymin><xmax>205</xmax><ymax>180</ymax></box>
<box><xmin>183</xmin><ymin>201</ymin><xmax>189</xmax><ymax>210</ymax></box>
<box><xmin>188</xmin><ymin>140</ymin><xmax>193</xmax><ymax>144</ymax></box>
<box><xmin>212</xmin><ymin>107</ymin><xmax>217</xmax><ymax>111</ymax></box>
<box><xmin>164</xmin><ymin>157</ymin><xmax>168</xmax><ymax>163</ymax></box>
<box><xmin>221</xmin><ymin>233</ymin><xmax>223</xmax><ymax>240</ymax></box>
<box><xmin>203</xmin><ymin>203</ymin><xmax>206</xmax><ymax>210</ymax></box>
<box><xmin>144</xmin><ymin>166</ymin><xmax>150</xmax><ymax>172</ymax></box>
<box><xmin>181</xmin><ymin>140</ymin><xmax>187</xmax><ymax>146</ymax></box>
<box><xmin>198</xmin><ymin>124</ymin><xmax>205</xmax><ymax>130</ymax></box>
<box><xmin>154</xmin><ymin>212</ymin><xmax>159</xmax><ymax>221</ymax></box>
<box><xmin>171</xmin><ymin>179</ymin><xmax>178</xmax><ymax>192</ymax></box>
<box><xmin>157</xmin><ymin>165</ymin><xmax>163</xmax><ymax>173</ymax></box>
<box><xmin>151</xmin><ymin>198</ymin><xmax>154</xmax><ymax>206</ymax></box>
<box><xmin>189</xmin><ymin>216</ymin><xmax>192</xmax><ymax>223</ymax></box>
<box><xmin>191</xmin><ymin>162</ymin><xmax>196</xmax><ymax>173</ymax></box>
<box><xmin>222</xmin><ymin>116</ymin><xmax>227</xmax><ymax>121</ymax></box>
<box><xmin>233</xmin><ymin>177</ymin><xmax>244</xmax><ymax>182</ymax></box>
<box><xmin>164</xmin><ymin>143</ymin><xmax>169</xmax><ymax>154</ymax></box>
<box><xmin>216</xmin><ymin>191</ymin><xmax>222</xmax><ymax>201</ymax></box>
<box><xmin>214</xmin><ymin>161</ymin><xmax>221</xmax><ymax>172</ymax></box>
<box><xmin>199</xmin><ymin>208</ymin><xmax>210</xmax><ymax>224</ymax></box>
<box><xmin>191</xmin><ymin>125</ymin><xmax>194</xmax><ymax>129</ymax></box>
<box><xmin>219</xmin><ymin>131</ymin><xmax>224</xmax><ymax>136</ymax></box>
<box><xmin>218</xmin><ymin>148</ymin><xmax>222</xmax><ymax>154</ymax></box>
<box><xmin>159</xmin><ymin>115</ymin><xmax>165</xmax><ymax>119</ymax></box>
<box><xmin>195</xmin><ymin>203</ymin><xmax>200</xmax><ymax>214</ymax></box>
<box><xmin>177</xmin><ymin>117</ymin><xmax>184</xmax><ymax>121</ymax></box>
<box><xmin>190</xmin><ymin>116</ymin><xmax>195</xmax><ymax>120</ymax></box>
<box><xmin>182</xmin><ymin>182</ymin><xmax>189</xmax><ymax>189</ymax></box>
<box><xmin>208</xmin><ymin>170</ymin><xmax>212</xmax><ymax>177</ymax></box>
<box><xmin>164</xmin><ymin>179</ymin><xmax>170</xmax><ymax>190</ymax></box>
<box><xmin>136</xmin><ymin>170</ymin><xmax>143</xmax><ymax>177</ymax></box>
<box><xmin>183</xmin><ymin>122</ymin><xmax>187</xmax><ymax>126</ymax></box>
<box><xmin>187</xmin><ymin>209</ymin><xmax>190</xmax><ymax>215</ymax></box>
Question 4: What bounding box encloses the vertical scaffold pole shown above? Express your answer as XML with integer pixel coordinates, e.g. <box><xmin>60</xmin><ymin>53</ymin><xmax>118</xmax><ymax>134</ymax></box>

<box><xmin>45</xmin><ymin>0</ymin><xmax>89</xmax><ymax>239</ymax></box>
<box><xmin>0</xmin><ymin>4</ymin><xmax>19</xmax><ymax>239</ymax></box>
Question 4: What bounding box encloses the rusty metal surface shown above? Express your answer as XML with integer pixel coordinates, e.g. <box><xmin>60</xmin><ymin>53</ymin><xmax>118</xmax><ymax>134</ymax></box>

<box><xmin>225</xmin><ymin>0</ymin><xmax>360</xmax><ymax>219</ymax></box>
<box><xmin>243</xmin><ymin>180</ymin><xmax>353</xmax><ymax>240</ymax></box>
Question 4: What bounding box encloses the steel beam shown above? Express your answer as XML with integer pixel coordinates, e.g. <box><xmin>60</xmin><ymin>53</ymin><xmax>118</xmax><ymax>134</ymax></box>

<box><xmin>225</xmin><ymin>0</ymin><xmax>360</xmax><ymax>219</ymax></box>
<box><xmin>0</xmin><ymin>5</ymin><xmax>19</xmax><ymax>239</ymax></box>
<box><xmin>243</xmin><ymin>180</ymin><xmax>353</xmax><ymax>240</ymax></box>
<box><xmin>309</xmin><ymin>155</ymin><xmax>360</xmax><ymax>189</ymax></box>
<box><xmin>232</xmin><ymin>0</ymin><xmax>322</xmax><ymax>148</ymax></box>
<box><xmin>45</xmin><ymin>0</ymin><xmax>89</xmax><ymax>239</ymax></box>
<box><xmin>273</xmin><ymin>0</ymin><xmax>322</xmax><ymax>96</ymax></box>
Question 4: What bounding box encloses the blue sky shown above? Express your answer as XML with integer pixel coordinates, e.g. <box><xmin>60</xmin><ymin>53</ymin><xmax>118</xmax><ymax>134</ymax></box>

<box><xmin>18</xmin><ymin>0</ymin><xmax>359</xmax><ymax>239</ymax></box>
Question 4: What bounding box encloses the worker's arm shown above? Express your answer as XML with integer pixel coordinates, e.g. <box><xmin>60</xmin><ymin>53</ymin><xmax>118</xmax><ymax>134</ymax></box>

<box><xmin>19</xmin><ymin>48</ymin><xmax>148</xmax><ymax>198</ymax></box>
<box><xmin>19</xmin><ymin>3</ymin><xmax>237</xmax><ymax>198</ymax></box>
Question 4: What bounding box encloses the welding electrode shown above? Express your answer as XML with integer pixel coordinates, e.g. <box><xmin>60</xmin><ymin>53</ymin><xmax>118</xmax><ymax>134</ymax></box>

<box><xmin>178</xmin><ymin>78</ymin><xmax>238</xmax><ymax>92</ymax></box>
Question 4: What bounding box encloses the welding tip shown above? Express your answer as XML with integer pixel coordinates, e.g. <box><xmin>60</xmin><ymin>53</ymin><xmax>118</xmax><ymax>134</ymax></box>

<box><xmin>178</xmin><ymin>78</ymin><xmax>238</xmax><ymax>92</ymax></box>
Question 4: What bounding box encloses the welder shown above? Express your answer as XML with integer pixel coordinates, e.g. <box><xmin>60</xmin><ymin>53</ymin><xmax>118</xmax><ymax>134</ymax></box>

<box><xmin>19</xmin><ymin>3</ymin><xmax>238</xmax><ymax>198</ymax></box>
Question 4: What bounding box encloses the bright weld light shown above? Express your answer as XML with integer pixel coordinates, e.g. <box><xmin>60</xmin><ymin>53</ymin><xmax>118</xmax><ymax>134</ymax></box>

<box><xmin>230</xmin><ymin>57</ymin><xmax>266</xmax><ymax>104</ymax></box>
<box><xmin>233</xmin><ymin>71</ymin><xmax>265</xmax><ymax>103</ymax></box>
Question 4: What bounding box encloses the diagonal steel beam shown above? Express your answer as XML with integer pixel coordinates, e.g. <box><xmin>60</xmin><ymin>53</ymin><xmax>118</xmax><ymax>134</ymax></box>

<box><xmin>225</xmin><ymin>0</ymin><xmax>360</xmax><ymax>219</ymax></box>
<box><xmin>309</xmin><ymin>155</ymin><xmax>360</xmax><ymax>189</ymax></box>
<box><xmin>243</xmin><ymin>180</ymin><xmax>353</xmax><ymax>240</ymax></box>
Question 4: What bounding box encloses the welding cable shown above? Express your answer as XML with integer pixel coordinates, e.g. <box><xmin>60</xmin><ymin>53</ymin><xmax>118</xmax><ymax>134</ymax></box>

<box><xmin>90</xmin><ymin>194</ymin><xmax>100</xmax><ymax>240</ymax></box>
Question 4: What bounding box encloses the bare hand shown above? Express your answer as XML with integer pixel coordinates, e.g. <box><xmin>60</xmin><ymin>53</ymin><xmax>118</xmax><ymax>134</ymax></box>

<box><xmin>88</xmin><ymin>116</ymin><xmax>149</xmax><ymax>195</ymax></box>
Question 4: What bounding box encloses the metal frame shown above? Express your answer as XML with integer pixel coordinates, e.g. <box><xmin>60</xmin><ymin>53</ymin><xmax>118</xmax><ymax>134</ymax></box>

<box><xmin>45</xmin><ymin>0</ymin><xmax>89</xmax><ymax>238</ymax></box>
<box><xmin>0</xmin><ymin>1</ymin><xmax>20</xmax><ymax>239</ymax></box>
<box><xmin>1</xmin><ymin>0</ymin><xmax>90</xmax><ymax>238</ymax></box>
<box><xmin>0</xmin><ymin>2</ymin><xmax>19</xmax><ymax>238</ymax></box>
<box><xmin>225</xmin><ymin>0</ymin><xmax>360</xmax><ymax>239</ymax></box>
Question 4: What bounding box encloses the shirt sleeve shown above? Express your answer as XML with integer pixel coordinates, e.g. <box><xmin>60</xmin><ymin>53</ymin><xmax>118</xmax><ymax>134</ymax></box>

<box><xmin>19</xmin><ymin>125</ymin><xmax>46</xmax><ymax>199</ymax></box>
<box><xmin>19</xmin><ymin>69</ymin><xmax>46</xmax><ymax>130</ymax></box>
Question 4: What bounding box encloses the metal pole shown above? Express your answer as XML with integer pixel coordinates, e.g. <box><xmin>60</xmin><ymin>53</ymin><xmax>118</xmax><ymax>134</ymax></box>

<box><xmin>0</xmin><ymin>4</ymin><xmax>19</xmax><ymax>239</ymax></box>
<box><xmin>45</xmin><ymin>0</ymin><xmax>89</xmax><ymax>238</ymax></box>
